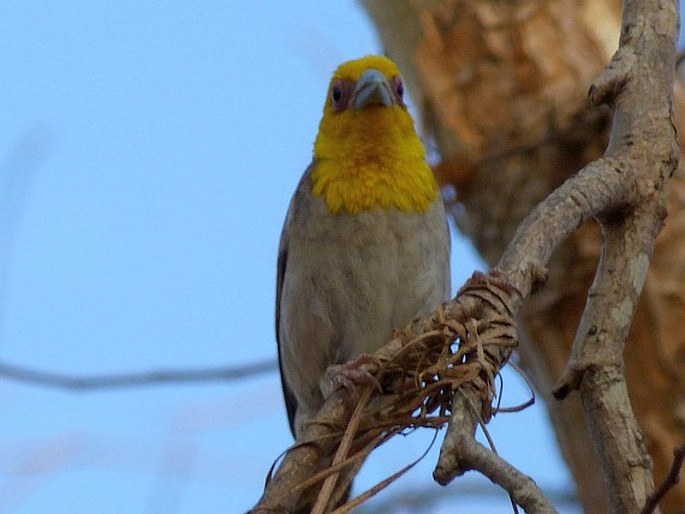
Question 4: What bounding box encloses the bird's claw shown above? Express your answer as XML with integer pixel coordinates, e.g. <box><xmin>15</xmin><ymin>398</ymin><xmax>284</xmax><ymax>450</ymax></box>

<box><xmin>321</xmin><ymin>354</ymin><xmax>382</xmax><ymax>398</ymax></box>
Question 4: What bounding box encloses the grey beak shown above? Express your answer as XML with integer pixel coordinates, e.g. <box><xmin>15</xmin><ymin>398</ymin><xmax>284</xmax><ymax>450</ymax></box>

<box><xmin>353</xmin><ymin>69</ymin><xmax>393</xmax><ymax>109</ymax></box>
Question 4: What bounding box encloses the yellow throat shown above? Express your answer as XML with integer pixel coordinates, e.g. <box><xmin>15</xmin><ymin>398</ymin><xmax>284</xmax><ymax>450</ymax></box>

<box><xmin>311</xmin><ymin>55</ymin><xmax>438</xmax><ymax>215</ymax></box>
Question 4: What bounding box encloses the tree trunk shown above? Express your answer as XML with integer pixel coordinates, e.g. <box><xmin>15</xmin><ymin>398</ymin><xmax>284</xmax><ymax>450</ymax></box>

<box><xmin>362</xmin><ymin>1</ymin><xmax>685</xmax><ymax>512</ymax></box>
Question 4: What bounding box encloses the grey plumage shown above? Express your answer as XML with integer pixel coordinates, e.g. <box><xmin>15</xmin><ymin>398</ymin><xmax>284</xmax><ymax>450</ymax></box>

<box><xmin>276</xmin><ymin>168</ymin><xmax>450</xmax><ymax>438</ymax></box>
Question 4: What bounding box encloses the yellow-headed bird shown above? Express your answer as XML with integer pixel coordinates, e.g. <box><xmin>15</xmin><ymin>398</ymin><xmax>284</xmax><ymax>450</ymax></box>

<box><xmin>276</xmin><ymin>55</ymin><xmax>450</xmax><ymax>439</ymax></box>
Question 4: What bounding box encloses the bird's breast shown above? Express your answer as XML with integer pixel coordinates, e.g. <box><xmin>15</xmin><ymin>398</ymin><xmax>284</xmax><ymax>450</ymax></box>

<box><xmin>285</xmin><ymin>197</ymin><xmax>450</xmax><ymax>362</ymax></box>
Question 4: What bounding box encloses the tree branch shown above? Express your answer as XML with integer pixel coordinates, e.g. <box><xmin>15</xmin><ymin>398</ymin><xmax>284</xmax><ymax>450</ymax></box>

<box><xmin>641</xmin><ymin>443</ymin><xmax>685</xmax><ymax>514</ymax></box>
<box><xmin>0</xmin><ymin>359</ymin><xmax>277</xmax><ymax>390</ymax></box>
<box><xmin>548</xmin><ymin>1</ymin><xmax>679</xmax><ymax>511</ymax></box>
<box><xmin>251</xmin><ymin>0</ymin><xmax>679</xmax><ymax>511</ymax></box>
<box><xmin>434</xmin><ymin>391</ymin><xmax>557</xmax><ymax>513</ymax></box>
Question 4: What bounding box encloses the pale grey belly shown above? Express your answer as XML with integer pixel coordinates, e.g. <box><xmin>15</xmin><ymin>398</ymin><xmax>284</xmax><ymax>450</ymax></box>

<box><xmin>279</xmin><ymin>203</ymin><xmax>449</xmax><ymax>420</ymax></box>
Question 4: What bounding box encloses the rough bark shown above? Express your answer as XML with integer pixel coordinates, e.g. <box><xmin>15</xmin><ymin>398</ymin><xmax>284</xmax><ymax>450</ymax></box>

<box><xmin>362</xmin><ymin>1</ymin><xmax>685</xmax><ymax>512</ymax></box>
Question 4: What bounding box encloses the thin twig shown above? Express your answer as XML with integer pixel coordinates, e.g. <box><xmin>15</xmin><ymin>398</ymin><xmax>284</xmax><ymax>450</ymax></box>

<box><xmin>641</xmin><ymin>443</ymin><xmax>685</xmax><ymax>514</ymax></box>
<box><xmin>0</xmin><ymin>359</ymin><xmax>277</xmax><ymax>390</ymax></box>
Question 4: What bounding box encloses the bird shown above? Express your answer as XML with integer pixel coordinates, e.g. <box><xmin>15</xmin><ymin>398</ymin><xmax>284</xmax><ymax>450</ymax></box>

<box><xmin>276</xmin><ymin>55</ymin><xmax>451</xmax><ymax>441</ymax></box>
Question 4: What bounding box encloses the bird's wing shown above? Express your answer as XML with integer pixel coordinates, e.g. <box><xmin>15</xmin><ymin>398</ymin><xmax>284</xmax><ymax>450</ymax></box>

<box><xmin>276</xmin><ymin>232</ymin><xmax>298</xmax><ymax>435</ymax></box>
<box><xmin>276</xmin><ymin>168</ymin><xmax>314</xmax><ymax>437</ymax></box>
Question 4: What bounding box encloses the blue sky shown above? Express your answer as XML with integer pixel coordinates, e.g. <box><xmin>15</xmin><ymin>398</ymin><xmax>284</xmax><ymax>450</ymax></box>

<box><xmin>2</xmin><ymin>1</ymin><xmax>668</xmax><ymax>512</ymax></box>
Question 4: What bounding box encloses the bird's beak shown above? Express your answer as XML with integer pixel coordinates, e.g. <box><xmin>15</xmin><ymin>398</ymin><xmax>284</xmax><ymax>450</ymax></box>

<box><xmin>353</xmin><ymin>69</ymin><xmax>393</xmax><ymax>109</ymax></box>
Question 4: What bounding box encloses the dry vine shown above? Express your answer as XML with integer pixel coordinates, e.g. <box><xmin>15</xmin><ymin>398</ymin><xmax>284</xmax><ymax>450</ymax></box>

<box><xmin>251</xmin><ymin>0</ymin><xmax>679</xmax><ymax>512</ymax></box>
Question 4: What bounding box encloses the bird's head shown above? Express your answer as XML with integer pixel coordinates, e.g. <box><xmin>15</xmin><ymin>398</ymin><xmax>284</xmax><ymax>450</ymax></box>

<box><xmin>313</xmin><ymin>55</ymin><xmax>415</xmax><ymax>162</ymax></box>
<box><xmin>325</xmin><ymin>55</ymin><xmax>406</xmax><ymax>114</ymax></box>
<box><xmin>311</xmin><ymin>56</ymin><xmax>437</xmax><ymax>215</ymax></box>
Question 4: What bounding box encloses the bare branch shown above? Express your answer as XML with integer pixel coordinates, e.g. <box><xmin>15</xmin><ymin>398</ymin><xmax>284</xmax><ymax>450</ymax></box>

<box><xmin>546</xmin><ymin>1</ymin><xmax>679</xmax><ymax>511</ymax></box>
<box><xmin>355</xmin><ymin>482</ymin><xmax>578</xmax><ymax>513</ymax></box>
<box><xmin>491</xmin><ymin>1</ymin><xmax>679</xmax><ymax>511</ymax></box>
<box><xmin>435</xmin><ymin>392</ymin><xmax>557</xmax><ymax>513</ymax></box>
<box><xmin>0</xmin><ymin>359</ymin><xmax>277</xmax><ymax>390</ymax></box>
<box><xmin>251</xmin><ymin>0</ymin><xmax>680</xmax><ymax>511</ymax></box>
<box><xmin>496</xmin><ymin>158</ymin><xmax>630</xmax><ymax>299</ymax></box>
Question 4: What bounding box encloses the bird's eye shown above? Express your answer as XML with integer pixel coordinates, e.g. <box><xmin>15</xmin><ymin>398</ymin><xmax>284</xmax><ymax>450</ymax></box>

<box><xmin>396</xmin><ymin>81</ymin><xmax>404</xmax><ymax>99</ymax></box>
<box><xmin>331</xmin><ymin>86</ymin><xmax>342</xmax><ymax>104</ymax></box>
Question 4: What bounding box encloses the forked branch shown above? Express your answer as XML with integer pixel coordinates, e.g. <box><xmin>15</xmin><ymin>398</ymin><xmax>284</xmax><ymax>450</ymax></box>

<box><xmin>251</xmin><ymin>0</ymin><xmax>679</xmax><ymax>512</ymax></box>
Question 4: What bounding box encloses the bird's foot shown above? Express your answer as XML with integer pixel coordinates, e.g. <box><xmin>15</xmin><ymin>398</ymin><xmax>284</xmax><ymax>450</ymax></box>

<box><xmin>321</xmin><ymin>354</ymin><xmax>381</xmax><ymax>398</ymax></box>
